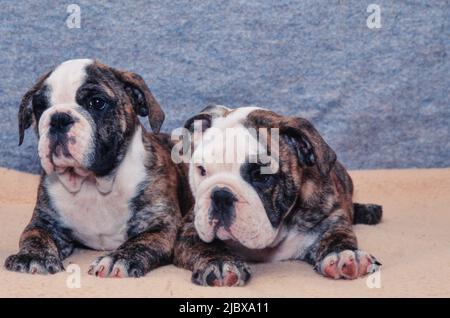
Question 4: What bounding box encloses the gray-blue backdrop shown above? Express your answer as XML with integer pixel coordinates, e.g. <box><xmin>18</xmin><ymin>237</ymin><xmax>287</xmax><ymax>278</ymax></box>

<box><xmin>1</xmin><ymin>0</ymin><xmax>449</xmax><ymax>173</ymax></box>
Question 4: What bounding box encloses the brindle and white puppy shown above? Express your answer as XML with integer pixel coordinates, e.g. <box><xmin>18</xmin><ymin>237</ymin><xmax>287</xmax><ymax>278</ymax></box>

<box><xmin>174</xmin><ymin>105</ymin><xmax>382</xmax><ymax>286</ymax></box>
<box><xmin>5</xmin><ymin>59</ymin><xmax>192</xmax><ymax>278</ymax></box>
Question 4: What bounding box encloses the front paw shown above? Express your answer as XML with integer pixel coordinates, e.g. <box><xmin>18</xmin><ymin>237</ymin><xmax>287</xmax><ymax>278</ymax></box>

<box><xmin>316</xmin><ymin>250</ymin><xmax>381</xmax><ymax>279</ymax></box>
<box><xmin>192</xmin><ymin>260</ymin><xmax>251</xmax><ymax>287</ymax></box>
<box><xmin>88</xmin><ymin>250</ymin><xmax>149</xmax><ymax>278</ymax></box>
<box><xmin>4</xmin><ymin>252</ymin><xmax>63</xmax><ymax>275</ymax></box>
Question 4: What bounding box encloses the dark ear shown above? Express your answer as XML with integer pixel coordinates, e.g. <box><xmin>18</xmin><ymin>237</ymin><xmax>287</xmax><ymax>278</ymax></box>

<box><xmin>281</xmin><ymin>117</ymin><xmax>336</xmax><ymax>176</ymax></box>
<box><xmin>183</xmin><ymin>104</ymin><xmax>229</xmax><ymax>133</ymax></box>
<box><xmin>111</xmin><ymin>68</ymin><xmax>165</xmax><ymax>133</ymax></box>
<box><xmin>184</xmin><ymin>113</ymin><xmax>212</xmax><ymax>134</ymax></box>
<box><xmin>183</xmin><ymin>105</ymin><xmax>231</xmax><ymax>152</ymax></box>
<box><xmin>18</xmin><ymin>71</ymin><xmax>52</xmax><ymax>146</ymax></box>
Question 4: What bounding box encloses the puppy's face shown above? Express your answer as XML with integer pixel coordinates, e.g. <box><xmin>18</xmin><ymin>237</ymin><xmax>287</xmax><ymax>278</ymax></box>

<box><xmin>18</xmin><ymin>59</ymin><xmax>164</xmax><ymax>191</ymax></box>
<box><xmin>185</xmin><ymin>106</ymin><xmax>336</xmax><ymax>249</ymax></box>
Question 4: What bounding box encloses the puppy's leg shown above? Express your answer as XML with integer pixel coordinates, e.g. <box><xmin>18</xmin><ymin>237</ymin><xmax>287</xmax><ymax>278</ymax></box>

<box><xmin>310</xmin><ymin>213</ymin><xmax>381</xmax><ymax>279</ymax></box>
<box><xmin>173</xmin><ymin>214</ymin><xmax>251</xmax><ymax>287</ymax></box>
<box><xmin>5</xmin><ymin>213</ymin><xmax>74</xmax><ymax>275</ymax></box>
<box><xmin>88</xmin><ymin>228</ymin><xmax>175</xmax><ymax>278</ymax></box>
<box><xmin>88</xmin><ymin>205</ymin><xmax>179</xmax><ymax>278</ymax></box>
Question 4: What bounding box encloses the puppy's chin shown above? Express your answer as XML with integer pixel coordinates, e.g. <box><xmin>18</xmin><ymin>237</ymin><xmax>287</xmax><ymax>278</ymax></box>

<box><xmin>194</xmin><ymin>205</ymin><xmax>280</xmax><ymax>250</ymax></box>
<box><xmin>54</xmin><ymin>168</ymin><xmax>89</xmax><ymax>193</ymax></box>
<box><xmin>195</xmin><ymin>219</ymin><xmax>279</xmax><ymax>250</ymax></box>
<box><xmin>221</xmin><ymin>224</ymin><xmax>279</xmax><ymax>250</ymax></box>
<box><xmin>43</xmin><ymin>158</ymin><xmax>88</xmax><ymax>193</ymax></box>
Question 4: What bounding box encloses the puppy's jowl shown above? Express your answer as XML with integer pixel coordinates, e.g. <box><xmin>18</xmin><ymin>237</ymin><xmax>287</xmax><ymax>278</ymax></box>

<box><xmin>174</xmin><ymin>105</ymin><xmax>382</xmax><ymax>286</ymax></box>
<box><xmin>5</xmin><ymin>59</ymin><xmax>192</xmax><ymax>277</ymax></box>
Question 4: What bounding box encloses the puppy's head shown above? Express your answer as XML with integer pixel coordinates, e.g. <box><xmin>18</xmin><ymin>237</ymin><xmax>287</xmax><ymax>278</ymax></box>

<box><xmin>18</xmin><ymin>59</ymin><xmax>164</xmax><ymax>191</ymax></box>
<box><xmin>185</xmin><ymin>106</ymin><xmax>336</xmax><ymax>249</ymax></box>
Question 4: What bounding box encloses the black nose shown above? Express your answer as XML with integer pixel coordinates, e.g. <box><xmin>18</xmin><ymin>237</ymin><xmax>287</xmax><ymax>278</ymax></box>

<box><xmin>210</xmin><ymin>187</ymin><xmax>237</xmax><ymax>227</ymax></box>
<box><xmin>211</xmin><ymin>187</ymin><xmax>236</xmax><ymax>207</ymax></box>
<box><xmin>49</xmin><ymin>113</ymin><xmax>75</xmax><ymax>134</ymax></box>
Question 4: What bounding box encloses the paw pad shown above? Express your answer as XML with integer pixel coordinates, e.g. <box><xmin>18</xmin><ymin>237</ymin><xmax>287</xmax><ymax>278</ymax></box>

<box><xmin>192</xmin><ymin>260</ymin><xmax>251</xmax><ymax>287</ymax></box>
<box><xmin>317</xmin><ymin>250</ymin><xmax>381</xmax><ymax>280</ymax></box>
<box><xmin>88</xmin><ymin>253</ymin><xmax>147</xmax><ymax>278</ymax></box>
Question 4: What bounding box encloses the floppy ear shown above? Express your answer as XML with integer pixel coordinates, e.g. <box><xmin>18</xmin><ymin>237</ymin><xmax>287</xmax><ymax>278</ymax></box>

<box><xmin>183</xmin><ymin>104</ymin><xmax>230</xmax><ymax>133</ymax></box>
<box><xmin>18</xmin><ymin>71</ymin><xmax>52</xmax><ymax>146</ymax></box>
<box><xmin>281</xmin><ymin>117</ymin><xmax>336</xmax><ymax>177</ymax></box>
<box><xmin>111</xmin><ymin>68</ymin><xmax>165</xmax><ymax>133</ymax></box>
<box><xmin>184</xmin><ymin>113</ymin><xmax>212</xmax><ymax>134</ymax></box>
<box><xmin>183</xmin><ymin>105</ymin><xmax>231</xmax><ymax>152</ymax></box>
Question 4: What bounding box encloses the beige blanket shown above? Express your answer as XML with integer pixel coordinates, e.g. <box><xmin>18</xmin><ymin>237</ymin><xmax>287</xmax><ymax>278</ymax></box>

<box><xmin>1</xmin><ymin>167</ymin><xmax>449</xmax><ymax>297</ymax></box>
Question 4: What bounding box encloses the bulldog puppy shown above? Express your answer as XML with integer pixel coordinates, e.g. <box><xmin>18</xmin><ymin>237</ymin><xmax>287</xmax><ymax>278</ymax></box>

<box><xmin>174</xmin><ymin>105</ymin><xmax>382</xmax><ymax>286</ymax></box>
<box><xmin>5</xmin><ymin>59</ymin><xmax>192</xmax><ymax>277</ymax></box>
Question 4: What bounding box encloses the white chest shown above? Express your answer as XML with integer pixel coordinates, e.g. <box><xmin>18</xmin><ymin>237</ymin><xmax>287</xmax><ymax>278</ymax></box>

<box><xmin>49</xmin><ymin>180</ymin><xmax>138</xmax><ymax>250</ymax></box>
<box><xmin>46</xmin><ymin>129</ymin><xmax>147</xmax><ymax>251</ymax></box>
<box><xmin>267</xmin><ymin>230</ymin><xmax>318</xmax><ymax>262</ymax></box>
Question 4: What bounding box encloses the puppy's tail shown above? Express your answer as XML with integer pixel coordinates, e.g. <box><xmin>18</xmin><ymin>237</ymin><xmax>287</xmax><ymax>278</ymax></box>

<box><xmin>353</xmin><ymin>203</ymin><xmax>383</xmax><ymax>225</ymax></box>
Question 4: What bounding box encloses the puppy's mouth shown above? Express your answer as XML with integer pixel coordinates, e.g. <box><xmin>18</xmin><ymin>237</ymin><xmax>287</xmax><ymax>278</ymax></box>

<box><xmin>43</xmin><ymin>143</ymin><xmax>95</xmax><ymax>193</ymax></box>
<box><xmin>55</xmin><ymin>166</ymin><xmax>91</xmax><ymax>178</ymax></box>
<box><xmin>215</xmin><ymin>224</ymin><xmax>239</xmax><ymax>241</ymax></box>
<box><xmin>201</xmin><ymin>201</ymin><xmax>276</xmax><ymax>249</ymax></box>
<box><xmin>209</xmin><ymin>219</ymin><xmax>233</xmax><ymax>239</ymax></box>
<box><xmin>50</xmin><ymin>158</ymin><xmax>92</xmax><ymax>193</ymax></box>
<box><xmin>49</xmin><ymin>149</ymin><xmax>90</xmax><ymax>177</ymax></box>
<box><xmin>208</xmin><ymin>214</ymin><xmax>249</xmax><ymax>243</ymax></box>
<box><xmin>43</xmin><ymin>146</ymin><xmax>116</xmax><ymax>195</ymax></box>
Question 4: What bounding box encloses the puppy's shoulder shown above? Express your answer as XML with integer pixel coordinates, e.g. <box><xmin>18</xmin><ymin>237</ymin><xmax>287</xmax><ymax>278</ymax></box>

<box><xmin>141</xmin><ymin>130</ymin><xmax>172</xmax><ymax>157</ymax></box>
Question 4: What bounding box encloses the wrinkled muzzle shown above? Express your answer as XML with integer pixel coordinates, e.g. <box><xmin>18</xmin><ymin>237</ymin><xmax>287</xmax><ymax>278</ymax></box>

<box><xmin>38</xmin><ymin>105</ymin><xmax>95</xmax><ymax>188</ymax></box>
<box><xmin>193</xmin><ymin>172</ymin><xmax>279</xmax><ymax>249</ymax></box>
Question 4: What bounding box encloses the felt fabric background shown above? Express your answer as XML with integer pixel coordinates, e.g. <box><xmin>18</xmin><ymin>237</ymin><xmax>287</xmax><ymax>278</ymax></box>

<box><xmin>0</xmin><ymin>1</ymin><xmax>449</xmax><ymax>173</ymax></box>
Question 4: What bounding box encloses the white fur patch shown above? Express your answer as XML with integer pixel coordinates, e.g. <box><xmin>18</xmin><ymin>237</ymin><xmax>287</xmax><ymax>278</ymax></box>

<box><xmin>267</xmin><ymin>229</ymin><xmax>318</xmax><ymax>261</ymax></box>
<box><xmin>46</xmin><ymin>127</ymin><xmax>147</xmax><ymax>250</ymax></box>
<box><xmin>189</xmin><ymin>106</ymin><xmax>266</xmax><ymax>195</ymax></box>
<box><xmin>211</xmin><ymin>106</ymin><xmax>262</xmax><ymax>131</ymax></box>
<box><xmin>46</xmin><ymin>59</ymin><xmax>93</xmax><ymax>106</ymax></box>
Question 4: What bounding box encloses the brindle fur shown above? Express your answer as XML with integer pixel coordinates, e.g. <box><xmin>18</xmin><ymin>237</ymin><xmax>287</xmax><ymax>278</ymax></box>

<box><xmin>5</xmin><ymin>61</ymin><xmax>194</xmax><ymax>277</ymax></box>
<box><xmin>174</xmin><ymin>107</ymin><xmax>382</xmax><ymax>286</ymax></box>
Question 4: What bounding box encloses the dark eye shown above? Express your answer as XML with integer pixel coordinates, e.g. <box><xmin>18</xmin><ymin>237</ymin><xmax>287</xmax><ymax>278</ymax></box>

<box><xmin>250</xmin><ymin>165</ymin><xmax>272</xmax><ymax>185</ymax></box>
<box><xmin>87</xmin><ymin>97</ymin><xmax>107</xmax><ymax>110</ymax></box>
<box><xmin>197</xmin><ymin>166</ymin><xmax>206</xmax><ymax>176</ymax></box>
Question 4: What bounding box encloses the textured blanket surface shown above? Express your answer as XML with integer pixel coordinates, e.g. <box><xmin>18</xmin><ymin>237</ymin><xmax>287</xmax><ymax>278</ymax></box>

<box><xmin>1</xmin><ymin>167</ymin><xmax>449</xmax><ymax>298</ymax></box>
